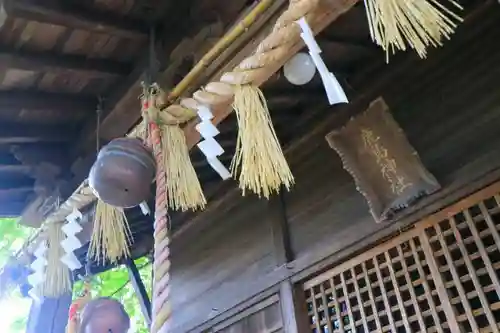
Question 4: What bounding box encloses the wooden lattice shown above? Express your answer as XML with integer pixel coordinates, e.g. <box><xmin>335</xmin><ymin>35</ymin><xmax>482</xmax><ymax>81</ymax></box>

<box><xmin>303</xmin><ymin>182</ymin><xmax>500</xmax><ymax>333</ymax></box>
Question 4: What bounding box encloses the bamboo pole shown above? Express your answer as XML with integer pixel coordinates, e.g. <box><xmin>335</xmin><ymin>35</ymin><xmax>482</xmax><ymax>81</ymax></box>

<box><xmin>165</xmin><ymin>0</ymin><xmax>275</xmax><ymax>103</ymax></box>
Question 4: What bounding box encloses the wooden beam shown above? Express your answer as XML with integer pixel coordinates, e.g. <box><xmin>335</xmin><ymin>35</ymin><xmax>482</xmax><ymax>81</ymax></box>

<box><xmin>0</xmin><ymin>90</ymin><xmax>95</xmax><ymax>113</ymax></box>
<box><xmin>270</xmin><ymin>190</ymin><xmax>294</xmax><ymax>265</ymax></box>
<box><xmin>2</xmin><ymin>0</ymin><xmax>148</xmax><ymax>39</ymax></box>
<box><xmin>279</xmin><ymin>280</ymin><xmax>310</xmax><ymax>333</ymax></box>
<box><xmin>0</xmin><ymin>186</ymin><xmax>32</xmax><ymax>196</ymax></box>
<box><xmin>0</xmin><ymin>48</ymin><xmax>132</xmax><ymax>77</ymax></box>
<box><xmin>26</xmin><ymin>292</ymin><xmax>72</xmax><ymax>333</ymax></box>
<box><xmin>0</xmin><ymin>164</ymin><xmax>31</xmax><ymax>174</ymax></box>
<box><xmin>0</xmin><ymin>202</ymin><xmax>29</xmax><ymax>216</ymax></box>
<box><xmin>0</xmin><ymin>123</ymin><xmax>75</xmax><ymax>143</ymax></box>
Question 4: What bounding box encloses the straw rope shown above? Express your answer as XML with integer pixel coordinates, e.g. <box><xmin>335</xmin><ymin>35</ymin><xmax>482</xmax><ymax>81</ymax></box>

<box><xmin>149</xmin><ymin>121</ymin><xmax>172</xmax><ymax>333</ymax></box>
<box><xmin>88</xmin><ymin>201</ymin><xmax>132</xmax><ymax>264</ymax></box>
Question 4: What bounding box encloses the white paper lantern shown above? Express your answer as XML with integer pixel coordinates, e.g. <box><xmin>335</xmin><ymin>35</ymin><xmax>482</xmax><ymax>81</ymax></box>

<box><xmin>283</xmin><ymin>52</ymin><xmax>316</xmax><ymax>85</ymax></box>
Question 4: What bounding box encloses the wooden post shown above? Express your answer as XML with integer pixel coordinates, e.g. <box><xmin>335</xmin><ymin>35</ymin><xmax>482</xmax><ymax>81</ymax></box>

<box><xmin>126</xmin><ymin>259</ymin><xmax>152</xmax><ymax>326</ymax></box>
<box><xmin>26</xmin><ymin>293</ymin><xmax>72</xmax><ymax>333</ymax></box>
<box><xmin>270</xmin><ymin>190</ymin><xmax>294</xmax><ymax>264</ymax></box>
<box><xmin>270</xmin><ymin>189</ymin><xmax>309</xmax><ymax>333</ymax></box>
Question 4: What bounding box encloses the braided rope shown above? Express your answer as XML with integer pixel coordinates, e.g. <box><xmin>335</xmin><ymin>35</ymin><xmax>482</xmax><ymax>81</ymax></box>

<box><xmin>181</xmin><ymin>0</ymin><xmax>320</xmax><ymax>109</ymax></box>
<box><xmin>142</xmin><ymin>91</ymin><xmax>172</xmax><ymax>333</ymax></box>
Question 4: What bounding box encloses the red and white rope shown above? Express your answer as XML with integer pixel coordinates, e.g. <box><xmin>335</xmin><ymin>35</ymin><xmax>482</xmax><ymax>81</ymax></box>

<box><xmin>143</xmin><ymin>95</ymin><xmax>172</xmax><ymax>333</ymax></box>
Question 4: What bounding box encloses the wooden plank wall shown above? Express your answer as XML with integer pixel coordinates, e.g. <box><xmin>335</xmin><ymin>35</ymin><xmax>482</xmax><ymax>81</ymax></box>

<box><xmin>169</xmin><ymin>194</ymin><xmax>278</xmax><ymax>332</ymax></box>
<box><xmin>168</xmin><ymin>8</ymin><xmax>500</xmax><ymax>332</ymax></box>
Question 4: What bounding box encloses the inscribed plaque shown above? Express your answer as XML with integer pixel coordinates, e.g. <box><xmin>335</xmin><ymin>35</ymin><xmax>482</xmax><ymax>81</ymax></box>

<box><xmin>326</xmin><ymin>97</ymin><xmax>440</xmax><ymax>222</ymax></box>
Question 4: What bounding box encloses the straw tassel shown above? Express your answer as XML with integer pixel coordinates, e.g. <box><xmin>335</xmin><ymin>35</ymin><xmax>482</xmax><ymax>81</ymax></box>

<box><xmin>231</xmin><ymin>84</ymin><xmax>294</xmax><ymax>198</ymax></box>
<box><xmin>160</xmin><ymin>124</ymin><xmax>206</xmax><ymax>211</ymax></box>
<box><xmin>363</xmin><ymin>0</ymin><xmax>463</xmax><ymax>60</ymax></box>
<box><xmin>89</xmin><ymin>201</ymin><xmax>132</xmax><ymax>264</ymax></box>
<box><xmin>143</xmin><ymin>87</ymin><xmax>205</xmax><ymax>211</ymax></box>
<box><xmin>42</xmin><ymin>223</ymin><xmax>71</xmax><ymax>297</ymax></box>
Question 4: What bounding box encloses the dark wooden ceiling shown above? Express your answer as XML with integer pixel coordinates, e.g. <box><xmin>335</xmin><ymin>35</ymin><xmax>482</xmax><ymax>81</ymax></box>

<box><xmin>0</xmin><ymin>0</ymin><xmax>385</xmax><ymax>218</ymax></box>
<box><xmin>0</xmin><ymin>0</ymin><xmax>482</xmax><ymax>224</ymax></box>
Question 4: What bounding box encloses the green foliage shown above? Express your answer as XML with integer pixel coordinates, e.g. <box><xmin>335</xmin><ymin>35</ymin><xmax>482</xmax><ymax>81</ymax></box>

<box><xmin>0</xmin><ymin>218</ymin><xmax>33</xmax><ymax>333</ymax></box>
<box><xmin>74</xmin><ymin>257</ymin><xmax>152</xmax><ymax>333</ymax></box>
<box><xmin>0</xmin><ymin>218</ymin><xmax>33</xmax><ymax>266</ymax></box>
<box><xmin>0</xmin><ymin>216</ymin><xmax>152</xmax><ymax>333</ymax></box>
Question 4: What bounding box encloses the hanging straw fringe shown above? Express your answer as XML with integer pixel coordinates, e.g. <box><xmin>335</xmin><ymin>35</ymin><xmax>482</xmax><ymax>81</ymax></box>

<box><xmin>139</xmin><ymin>85</ymin><xmax>205</xmax><ymax>211</ymax></box>
<box><xmin>363</xmin><ymin>0</ymin><xmax>463</xmax><ymax>60</ymax></box>
<box><xmin>43</xmin><ymin>223</ymin><xmax>71</xmax><ymax>297</ymax></box>
<box><xmin>161</xmin><ymin>125</ymin><xmax>206</xmax><ymax>211</ymax></box>
<box><xmin>89</xmin><ymin>201</ymin><xmax>132</xmax><ymax>264</ymax></box>
<box><xmin>231</xmin><ymin>85</ymin><xmax>294</xmax><ymax>198</ymax></box>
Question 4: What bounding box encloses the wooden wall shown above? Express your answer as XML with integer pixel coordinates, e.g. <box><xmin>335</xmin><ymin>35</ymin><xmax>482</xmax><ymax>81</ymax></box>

<box><xmin>168</xmin><ymin>7</ymin><xmax>500</xmax><ymax>333</ymax></box>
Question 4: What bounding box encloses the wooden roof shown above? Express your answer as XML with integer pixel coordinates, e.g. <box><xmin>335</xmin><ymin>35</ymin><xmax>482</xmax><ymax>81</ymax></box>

<box><xmin>0</xmin><ymin>0</ymin><xmax>256</xmax><ymax>217</ymax></box>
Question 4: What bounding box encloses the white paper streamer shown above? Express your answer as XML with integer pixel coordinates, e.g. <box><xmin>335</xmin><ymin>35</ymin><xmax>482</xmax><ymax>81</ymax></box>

<box><xmin>60</xmin><ymin>208</ymin><xmax>83</xmax><ymax>271</ymax></box>
<box><xmin>139</xmin><ymin>201</ymin><xmax>150</xmax><ymax>215</ymax></box>
<box><xmin>196</xmin><ymin>105</ymin><xmax>231</xmax><ymax>180</ymax></box>
<box><xmin>28</xmin><ymin>242</ymin><xmax>47</xmax><ymax>298</ymax></box>
<box><xmin>296</xmin><ymin>17</ymin><xmax>348</xmax><ymax>105</ymax></box>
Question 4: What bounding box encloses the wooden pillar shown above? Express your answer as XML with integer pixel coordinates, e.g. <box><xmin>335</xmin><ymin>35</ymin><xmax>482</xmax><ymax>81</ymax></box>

<box><xmin>26</xmin><ymin>293</ymin><xmax>72</xmax><ymax>333</ymax></box>
<box><xmin>126</xmin><ymin>259</ymin><xmax>152</xmax><ymax>326</ymax></box>
<box><xmin>270</xmin><ymin>190</ymin><xmax>309</xmax><ymax>333</ymax></box>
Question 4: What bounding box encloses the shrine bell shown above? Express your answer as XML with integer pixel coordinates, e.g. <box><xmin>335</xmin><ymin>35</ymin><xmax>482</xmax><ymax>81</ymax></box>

<box><xmin>89</xmin><ymin>138</ymin><xmax>155</xmax><ymax>208</ymax></box>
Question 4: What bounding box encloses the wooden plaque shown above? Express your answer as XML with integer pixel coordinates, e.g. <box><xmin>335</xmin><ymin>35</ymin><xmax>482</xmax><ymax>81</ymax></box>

<box><xmin>326</xmin><ymin>97</ymin><xmax>440</xmax><ymax>222</ymax></box>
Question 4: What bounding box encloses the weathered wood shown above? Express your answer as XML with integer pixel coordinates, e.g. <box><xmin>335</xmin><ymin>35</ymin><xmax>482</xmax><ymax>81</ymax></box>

<box><xmin>0</xmin><ymin>164</ymin><xmax>31</xmax><ymax>174</ymax></box>
<box><xmin>0</xmin><ymin>123</ymin><xmax>75</xmax><ymax>143</ymax></box>
<box><xmin>279</xmin><ymin>280</ymin><xmax>309</xmax><ymax>333</ymax></box>
<box><xmin>0</xmin><ymin>202</ymin><xmax>30</xmax><ymax>216</ymax></box>
<box><xmin>212</xmin><ymin>295</ymin><xmax>281</xmax><ymax>332</ymax></box>
<box><xmin>2</xmin><ymin>0</ymin><xmax>148</xmax><ymax>38</ymax></box>
<box><xmin>326</xmin><ymin>97</ymin><xmax>440</xmax><ymax>222</ymax></box>
<box><xmin>270</xmin><ymin>191</ymin><xmax>294</xmax><ymax>265</ymax></box>
<box><xmin>26</xmin><ymin>292</ymin><xmax>72</xmax><ymax>333</ymax></box>
<box><xmin>70</xmin><ymin>1</ymin><xmax>197</xmax><ymax>165</ymax></box>
<box><xmin>0</xmin><ymin>90</ymin><xmax>95</xmax><ymax>113</ymax></box>
<box><xmin>0</xmin><ymin>48</ymin><xmax>132</xmax><ymax>77</ymax></box>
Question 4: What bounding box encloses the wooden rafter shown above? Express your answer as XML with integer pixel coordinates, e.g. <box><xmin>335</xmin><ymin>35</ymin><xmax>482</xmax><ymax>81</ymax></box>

<box><xmin>0</xmin><ymin>90</ymin><xmax>95</xmax><ymax>113</ymax></box>
<box><xmin>0</xmin><ymin>202</ymin><xmax>31</xmax><ymax>216</ymax></box>
<box><xmin>0</xmin><ymin>48</ymin><xmax>132</xmax><ymax>77</ymax></box>
<box><xmin>0</xmin><ymin>123</ymin><xmax>75</xmax><ymax>143</ymax></box>
<box><xmin>2</xmin><ymin>0</ymin><xmax>148</xmax><ymax>38</ymax></box>
<box><xmin>70</xmin><ymin>0</ymin><xmax>199</xmax><ymax>160</ymax></box>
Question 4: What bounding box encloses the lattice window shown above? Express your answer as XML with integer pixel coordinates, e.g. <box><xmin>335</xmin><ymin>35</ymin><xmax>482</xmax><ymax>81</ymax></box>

<box><xmin>303</xmin><ymin>183</ymin><xmax>500</xmax><ymax>333</ymax></box>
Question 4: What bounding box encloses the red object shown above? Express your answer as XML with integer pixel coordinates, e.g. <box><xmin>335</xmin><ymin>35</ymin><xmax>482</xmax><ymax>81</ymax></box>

<box><xmin>68</xmin><ymin>303</ymin><xmax>80</xmax><ymax>320</ymax></box>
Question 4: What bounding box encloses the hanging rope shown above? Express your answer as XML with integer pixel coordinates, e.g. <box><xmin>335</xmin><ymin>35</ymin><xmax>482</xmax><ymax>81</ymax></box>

<box><xmin>142</xmin><ymin>89</ymin><xmax>172</xmax><ymax>333</ymax></box>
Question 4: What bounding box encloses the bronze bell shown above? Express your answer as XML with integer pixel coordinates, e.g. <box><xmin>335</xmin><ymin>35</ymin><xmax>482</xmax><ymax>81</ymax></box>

<box><xmin>89</xmin><ymin>138</ymin><xmax>156</xmax><ymax>208</ymax></box>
